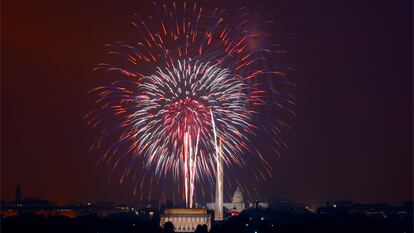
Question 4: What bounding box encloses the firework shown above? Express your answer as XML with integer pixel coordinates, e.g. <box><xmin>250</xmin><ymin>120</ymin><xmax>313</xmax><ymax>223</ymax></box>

<box><xmin>87</xmin><ymin>1</ymin><xmax>292</xmax><ymax>207</ymax></box>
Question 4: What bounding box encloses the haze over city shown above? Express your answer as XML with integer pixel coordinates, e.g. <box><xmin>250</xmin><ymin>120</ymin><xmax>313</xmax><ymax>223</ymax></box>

<box><xmin>1</xmin><ymin>0</ymin><xmax>412</xmax><ymax>232</ymax></box>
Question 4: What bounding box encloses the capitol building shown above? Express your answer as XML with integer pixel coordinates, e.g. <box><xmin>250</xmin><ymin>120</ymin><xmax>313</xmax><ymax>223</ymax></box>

<box><xmin>206</xmin><ymin>187</ymin><xmax>269</xmax><ymax>213</ymax></box>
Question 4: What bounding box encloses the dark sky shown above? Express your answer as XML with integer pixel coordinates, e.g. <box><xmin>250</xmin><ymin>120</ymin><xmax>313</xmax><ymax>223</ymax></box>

<box><xmin>2</xmin><ymin>0</ymin><xmax>412</xmax><ymax>204</ymax></box>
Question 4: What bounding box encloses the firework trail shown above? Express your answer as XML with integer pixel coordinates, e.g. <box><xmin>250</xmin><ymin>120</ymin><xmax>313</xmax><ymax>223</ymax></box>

<box><xmin>86</xmin><ymin>1</ymin><xmax>292</xmax><ymax>207</ymax></box>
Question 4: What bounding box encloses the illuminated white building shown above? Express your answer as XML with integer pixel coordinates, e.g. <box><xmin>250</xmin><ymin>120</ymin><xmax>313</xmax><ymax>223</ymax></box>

<box><xmin>224</xmin><ymin>187</ymin><xmax>245</xmax><ymax>212</ymax></box>
<box><xmin>207</xmin><ymin>187</ymin><xmax>245</xmax><ymax>213</ymax></box>
<box><xmin>160</xmin><ymin>208</ymin><xmax>211</xmax><ymax>232</ymax></box>
<box><xmin>207</xmin><ymin>187</ymin><xmax>269</xmax><ymax>214</ymax></box>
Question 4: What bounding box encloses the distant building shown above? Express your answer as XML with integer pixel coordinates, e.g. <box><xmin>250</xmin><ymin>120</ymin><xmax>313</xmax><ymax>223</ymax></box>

<box><xmin>248</xmin><ymin>200</ymin><xmax>269</xmax><ymax>209</ymax></box>
<box><xmin>36</xmin><ymin>209</ymin><xmax>76</xmax><ymax>218</ymax></box>
<box><xmin>19</xmin><ymin>198</ymin><xmax>53</xmax><ymax>208</ymax></box>
<box><xmin>1</xmin><ymin>209</ymin><xmax>18</xmax><ymax>217</ymax></box>
<box><xmin>160</xmin><ymin>208</ymin><xmax>211</xmax><ymax>232</ymax></box>
<box><xmin>207</xmin><ymin>187</ymin><xmax>269</xmax><ymax>214</ymax></box>
<box><xmin>223</xmin><ymin>187</ymin><xmax>245</xmax><ymax>212</ymax></box>
<box><xmin>308</xmin><ymin>202</ymin><xmax>329</xmax><ymax>213</ymax></box>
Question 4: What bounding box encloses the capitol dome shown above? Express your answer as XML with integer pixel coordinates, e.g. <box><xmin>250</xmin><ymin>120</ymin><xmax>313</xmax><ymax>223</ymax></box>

<box><xmin>232</xmin><ymin>187</ymin><xmax>243</xmax><ymax>203</ymax></box>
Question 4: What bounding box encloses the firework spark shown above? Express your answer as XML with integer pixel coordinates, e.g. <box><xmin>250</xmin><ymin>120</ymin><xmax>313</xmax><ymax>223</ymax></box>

<box><xmin>87</xmin><ymin>1</ymin><xmax>292</xmax><ymax>207</ymax></box>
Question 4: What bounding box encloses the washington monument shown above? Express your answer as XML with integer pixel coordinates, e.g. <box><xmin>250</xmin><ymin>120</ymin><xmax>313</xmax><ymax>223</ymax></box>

<box><xmin>214</xmin><ymin>137</ymin><xmax>224</xmax><ymax>221</ymax></box>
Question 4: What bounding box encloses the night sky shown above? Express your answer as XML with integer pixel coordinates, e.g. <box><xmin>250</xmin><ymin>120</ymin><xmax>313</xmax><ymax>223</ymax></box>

<box><xmin>2</xmin><ymin>0</ymin><xmax>412</xmax><ymax>204</ymax></box>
